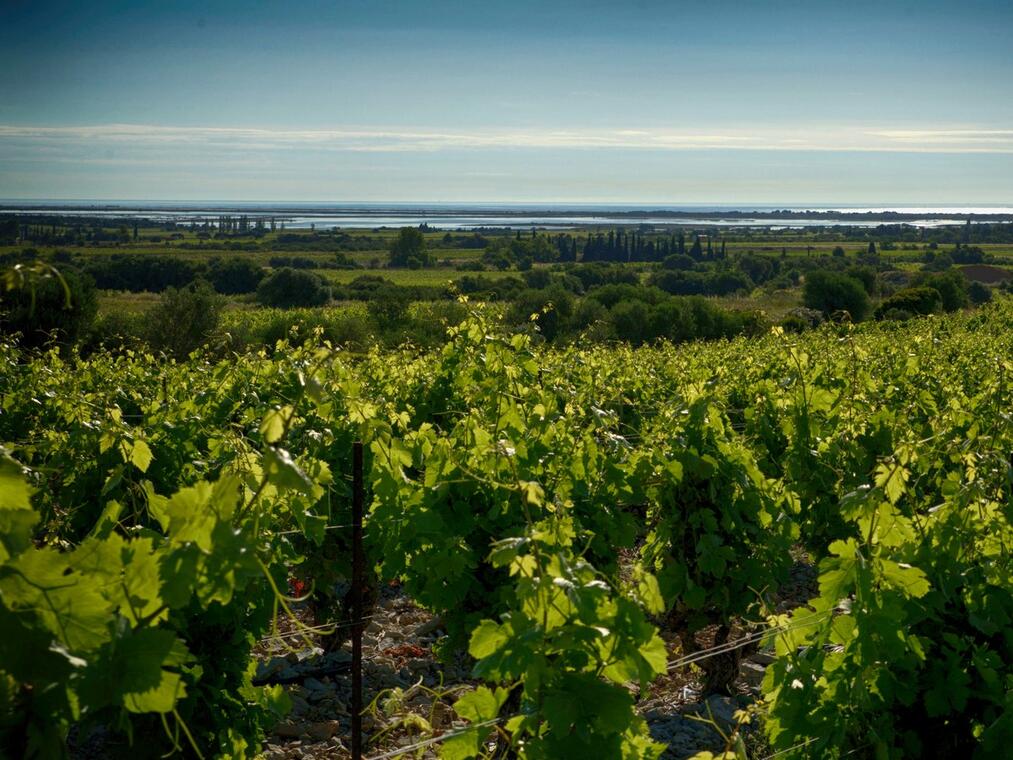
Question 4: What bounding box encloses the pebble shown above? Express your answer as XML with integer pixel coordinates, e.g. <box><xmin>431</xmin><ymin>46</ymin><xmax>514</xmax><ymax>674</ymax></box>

<box><xmin>306</xmin><ymin>720</ymin><xmax>341</xmax><ymax>742</ymax></box>
<box><xmin>303</xmin><ymin>677</ymin><xmax>329</xmax><ymax>693</ymax></box>
<box><xmin>273</xmin><ymin>722</ymin><xmax>306</xmax><ymax>738</ymax></box>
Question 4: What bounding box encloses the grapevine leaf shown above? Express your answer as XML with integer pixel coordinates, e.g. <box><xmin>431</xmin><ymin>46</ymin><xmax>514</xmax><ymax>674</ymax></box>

<box><xmin>0</xmin><ymin>453</ymin><xmax>37</xmax><ymax>562</ymax></box>
<box><xmin>263</xmin><ymin>447</ymin><xmax>315</xmax><ymax>494</ymax></box>
<box><xmin>874</xmin><ymin>462</ymin><xmax>909</xmax><ymax>505</ymax></box>
<box><xmin>636</xmin><ymin>571</ymin><xmax>666</xmax><ymax>616</ymax></box>
<box><xmin>468</xmin><ymin>620</ymin><xmax>510</xmax><ymax>660</ymax></box>
<box><xmin>130</xmin><ymin>440</ymin><xmax>153</xmax><ymax>473</ymax></box>
<box><xmin>260</xmin><ymin>406</ymin><xmax>291</xmax><ymax>444</ymax></box>
<box><xmin>877</xmin><ymin>559</ymin><xmax>930</xmax><ymax>598</ymax></box>
<box><xmin>1</xmin><ymin>547</ymin><xmax>115</xmax><ymax>652</ymax></box>
<box><xmin>454</xmin><ymin>685</ymin><xmax>510</xmax><ymax>723</ymax></box>
<box><xmin>0</xmin><ymin>452</ymin><xmax>32</xmax><ymax>509</ymax></box>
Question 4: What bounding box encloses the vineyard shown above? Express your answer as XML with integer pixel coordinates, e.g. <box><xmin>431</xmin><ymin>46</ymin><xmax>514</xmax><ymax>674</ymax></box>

<box><xmin>2</xmin><ymin>299</ymin><xmax>1012</xmax><ymax>759</ymax></box>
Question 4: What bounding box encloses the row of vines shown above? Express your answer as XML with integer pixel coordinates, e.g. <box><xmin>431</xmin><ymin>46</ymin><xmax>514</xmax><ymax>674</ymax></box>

<box><xmin>2</xmin><ymin>298</ymin><xmax>1012</xmax><ymax>758</ymax></box>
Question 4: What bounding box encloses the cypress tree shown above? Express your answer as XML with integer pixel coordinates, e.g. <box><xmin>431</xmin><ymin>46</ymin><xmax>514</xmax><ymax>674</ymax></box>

<box><xmin>689</xmin><ymin>234</ymin><xmax>703</xmax><ymax>260</ymax></box>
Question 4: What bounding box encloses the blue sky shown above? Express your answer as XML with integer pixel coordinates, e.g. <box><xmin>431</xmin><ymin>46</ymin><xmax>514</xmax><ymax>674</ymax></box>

<box><xmin>1</xmin><ymin>0</ymin><xmax>1011</xmax><ymax>203</ymax></box>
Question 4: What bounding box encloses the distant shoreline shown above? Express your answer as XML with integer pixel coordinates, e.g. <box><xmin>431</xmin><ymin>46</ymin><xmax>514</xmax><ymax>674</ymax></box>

<box><xmin>3</xmin><ymin>203</ymin><xmax>1013</xmax><ymax>218</ymax></box>
<box><xmin>4</xmin><ymin>202</ymin><xmax>1013</xmax><ymax>230</ymax></box>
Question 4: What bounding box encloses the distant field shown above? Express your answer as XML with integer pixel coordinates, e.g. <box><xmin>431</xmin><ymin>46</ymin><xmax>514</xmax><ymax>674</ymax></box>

<box><xmin>314</xmin><ymin>267</ymin><xmax>521</xmax><ymax>286</ymax></box>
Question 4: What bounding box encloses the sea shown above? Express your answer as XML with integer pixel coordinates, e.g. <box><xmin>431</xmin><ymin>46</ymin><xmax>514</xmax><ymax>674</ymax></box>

<box><xmin>2</xmin><ymin>201</ymin><xmax>1012</xmax><ymax>230</ymax></box>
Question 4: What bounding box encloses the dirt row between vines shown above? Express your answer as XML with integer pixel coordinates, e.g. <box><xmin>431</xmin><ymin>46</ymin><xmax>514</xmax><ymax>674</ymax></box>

<box><xmin>258</xmin><ymin>560</ymin><xmax>817</xmax><ymax>759</ymax></box>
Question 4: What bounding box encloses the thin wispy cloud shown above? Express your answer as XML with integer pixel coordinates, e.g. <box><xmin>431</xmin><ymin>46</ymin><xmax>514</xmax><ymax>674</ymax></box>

<box><xmin>2</xmin><ymin>124</ymin><xmax>1012</xmax><ymax>154</ymax></box>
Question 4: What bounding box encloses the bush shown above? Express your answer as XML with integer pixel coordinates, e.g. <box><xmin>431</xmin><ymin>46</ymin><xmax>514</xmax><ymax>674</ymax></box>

<box><xmin>780</xmin><ymin>314</ymin><xmax>810</xmax><ymax>333</ymax></box>
<box><xmin>255</xmin><ymin>310</ymin><xmax>373</xmax><ymax>351</ymax></box>
<box><xmin>83</xmin><ymin>255</ymin><xmax>199</xmax><ymax>292</ymax></box>
<box><xmin>83</xmin><ymin>310</ymin><xmax>147</xmax><ymax>353</ymax></box>
<box><xmin>586</xmin><ymin>284</ymin><xmax>667</xmax><ymax>309</ymax></box>
<box><xmin>738</xmin><ymin>254</ymin><xmax>775</xmax><ymax>285</ymax></box>
<box><xmin>507</xmin><ymin>286</ymin><xmax>574</xmax><ymax>341</ymax></box>
<box><xmin>207</xmin><ymin>258</ymin><xmax>265</xmax><ymax>294</ymax></box>
<box><xmin>567</xmin><ymin>263</ymin><xmax>639</xmax><ymax>290</ymax></box>
<box><xmin>570</xmin><ymin>297</ymin><xmax>611</xmax><ymax>335</ymax></box>
<box><xmin>367</xmin><ymin>286</ymin><xmax>413</xmax><ymax>327</ymax></box>
<box><xmin>922</xmin><ymin>252</ymin><xmax>954</xmax><ymax>271</ymax></box>
<box><xmin>785</xmin><ymin>307</ymin><xmax>824</xmax><ymax>330</ymax></box>
<box><xmin>649</xmin><ymin>298</ymin><xmax>697</xmax><ymax>343</ymax></box>
<box><xmin>608</xmin><ymin>295</ymin><xmax>748</xmax><ymax>345</ymax></box>
<box><xmin>875</xmin><ymin>287</ymin><xmax>942</xmax><ymax>319</ymax></box>
<box><xmin>453</xmin><ymin>274</ymin><xmax>525</xmax><ymax>301</ymax></box>
<box><xmin>951</xmin><ymin>244</ymin><xmax>985</xmax><ymax>264</ymax></box>
<box><xmin>662</xmin><ymin>254</ymin><xmax>696</xmax><ymax>271</ymax></box>
<box><xmin>915</xmin><ymin>270</ymin><xmax>969</xmax><ymax>312</ymax></box>
<box><xmin>145</xmin><ymin>279</ymin><xmax>224</xmax><ymax>357</ymax></box>
<box><xmin>522</xmin><ymin>268</ymin><xmax>552</xmax><ymax>289</ymax></box>
<box><xmin>651</xmin><ymin>269</ymin><xmax>753</xmax><ymax>297</ymax></box>
<box><xmin>389</xmin><ymin>227</ymin><xmax>430</xmax><ymax>268</ymax></box>
<box><xmin>256</xmin><ymin>267</ymin><xmax>330</xmax><ymax>308</ymax></box>
<box><xmin>0</xmin><ymin>266</ymin><xmax>97</xmax><ymax>348</ymax></box>
<box><xmin>609</xmin><ymin>299</ymin><xmax>652</xmax><ymax>344</ymax></box>
<box><xmin>846</xmin><ymin>265</ymin><xmax>878</xmax><ymax>296</ymax></box>
<box><xmin>402</xmin><ymin>301</ymin><xmax>469</xmax><ymax>348</ymax></box>
<box><xmin>803</xmin><ymin>270</ymin><xmax>871</xmax><ymax>321</ymax></box>
<box><xmin>482</xmin><ymin>246</ymin><xmax>514</xmax><ymax>270</ymax></box>
<box><xmin>968</xmin><ymin>281</ymin><xmax>993</xmax><ymax>305</ymax></box>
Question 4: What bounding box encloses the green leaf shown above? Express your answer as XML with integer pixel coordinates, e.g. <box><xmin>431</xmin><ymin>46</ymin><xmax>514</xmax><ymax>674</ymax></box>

<box><xmin>80</xmin><ymin>628</ymin><xmax>190</xmax><ymax>714</ymax></box>
<box><xmin>636</xmin><ymin>571</ymin><xmax>666</xmax><ymax>616</ymax></box>
<box><xmin>454</xmin><ymin>685</ymin><xmax>510</xmax><ymax>723</ymax></box>
<box><xmin>124</xmin><ymin>670</ymin><xmax>187</xmax><ymax>714</ymax></box>
<box><xmin>519</xmin><ymin>480</ymin><xmax>544</xmax><ymax>507</ymax></box>
<box><xmin>469</xmin><ymin>620</ymin><xmax>510</xmax><ymax>659</ymax></box>
<box><xmin>637</xmin><ymin>632</ymin><xmax>668</xmax><ymax>678</ymax></box>
<box><xmin>877</xmin><ymin>559</ymin><xmax>930</xmax><ymax>598</ymax></box>
<box><xmin>0</xmin><ymin>452</ymin><xmax>32</xmax><ymax>510</ymax></box>
<box><xmin>0</xmin><ymin>508</ymin><xmax>39</xmax><ymax>563</ymax></box>
<box><xmin>874</xmin><ymin>462</ymin><xmax>909</xmax><ymax>505</ymax></box>
<box><xmin>260</xmin><ymin>406</ymin><xmax>291</xmax><ymax>444</ymax></box>
<box><xmin>1</xmin><ymin>547</ymin><xmax>115</xmax><ymax>652</ymax></box>
<box><xmin>442</xmin><ymin>687</ymin><xmax>510</xmax><ymax>760</ymax></box>
<box><xmin>263</xmin><ymin>447</ymin><xmax>315</xmax><ymax>494</ymax></box>
<box><xmin>130</xmin><ymin>440</ymin><xmax>153</xmax><ymax>473</ymax></box>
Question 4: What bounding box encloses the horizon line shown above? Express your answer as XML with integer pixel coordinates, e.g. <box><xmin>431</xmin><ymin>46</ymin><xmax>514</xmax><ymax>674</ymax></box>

<box><xmin>4</xmin><ymin>123</ymin><xmax>1013</xmax><ymax>156</ymax></box>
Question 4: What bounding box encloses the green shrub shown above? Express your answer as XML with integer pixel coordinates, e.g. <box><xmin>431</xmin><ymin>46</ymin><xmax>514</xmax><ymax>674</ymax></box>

<box><xmin>780</xmin><ymin>314</ymin><xmax>810</xmax><ymax>333</ymax></box>
<box><xmin>968</xmin><ymin>281</ymin><xmax>993</xmax><ymax>305</ymax></box>
<box><xmin>507</xmin><ymin>286</ymin><xmax>574</xmax><ymax>341</ymax></box>
<box><xmin>388</xmin><ymin>227</ymin><xmax>430</xmax><ymax>268</ymax></box>
<box><xmin>145</xmin><ymin>279</ymin><xmax>225</xmax><ymax>357</ymax></box>
<box><xmin>915</xmin><ymin>270</ymin><xmax>969</xmax><ymax>311</ymax></box>
<box><xmin>875</xmin><ymin>287</ymin><xmax>942</xmax><ymax>319</ymax></box>
<box><xmin>662</xmin><ymin>254</ymin><xmax>696</xmax><ymax>271</ymax></box>
<box><xmin>610</xmin><ymin>299</ymin><xmax>652</xmax><ymax>344</ymax></box>
<box><xmin>83</xmin><ymin>310</ymin><xmax>148</xmax><ymax>353</ymax></box>
<box><xmin>256</xmin><ymin>267</ymin><xmax>330</xmax><ymax>308</ymax></box>
<box><xmin>367</xmin><ymin>286</ymin><xmax>413</xmax><ymax>328</ymax></box>
<box><xmin>207</xmin><ymin>258</ymin><xmax>265</xmax><ymax>294</ymax></box>
<box><xmin>803</xmin><ymin>271</ymin><xmax>871</xmax><ymax>321</ymax></box>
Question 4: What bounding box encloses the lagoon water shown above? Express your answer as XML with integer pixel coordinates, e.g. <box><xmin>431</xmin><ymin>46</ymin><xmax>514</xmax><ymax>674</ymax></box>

<box><xmin>2</xmin><ymin>201</ymin><xmax>1013</xmax><ymax>230</ymax></box>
